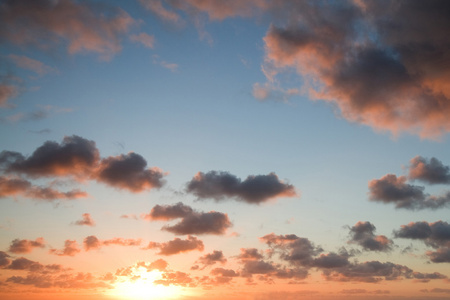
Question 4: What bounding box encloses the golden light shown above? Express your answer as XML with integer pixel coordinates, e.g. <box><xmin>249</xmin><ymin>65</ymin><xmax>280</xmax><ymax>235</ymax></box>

<box><xmin>107</xmin><ymin>267</ymin><xmax>185</xmax><ymax>300</ymax></box>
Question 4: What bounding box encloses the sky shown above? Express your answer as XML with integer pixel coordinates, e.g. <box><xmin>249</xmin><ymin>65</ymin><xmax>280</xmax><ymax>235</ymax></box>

<box><xmin>0</xmin><ymin>0</ymin><xmax>450</xmax><ymax>299</ymax></box>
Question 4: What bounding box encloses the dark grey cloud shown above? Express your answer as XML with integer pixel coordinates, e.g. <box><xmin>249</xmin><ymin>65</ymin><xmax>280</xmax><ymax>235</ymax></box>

<box><xmin>394</xmin><ymin>221</ymin><xmax>450</xmax><ymax>248</ymax></box>
<box><xmin>0</xmin><ymin>136</ymin><xmax>165</xmax><ymax>196</ymax></box>
<box><xmin>259</xmin><ymin>0</ymin><xmax>450</xmax><ymax>138</ymax></box>
<box><xmin>347</xmin><ymin>221</ymin><xmax>393</xmax><ymax>252</ymax></box>
<box><xmin>196</xmin><ymin>250</ymin><xmax>227</xmax><ymax>269</ymax></box>
<box><xmin>260</xmin><ymin>233</ymin><xmax>322</xmax><ymax>267</ymax></box>
<box><xmin>408</xmin><ymin>156</ymin><xmax>450</xmax><ymax>185</ymax></box>
<box><xmin>96</xmin><ymin>152</ymin><xmax>166</xmax><ymax>192</ymax></box>
<box><xmin>394</xmin><ymin>221</ymin><xmax>450</xmax><ymax>263</ymax></box>
<box><xmin>162</xmin><ymin>211</ymin><xmax>231</xmax><ymax>235</ymax></box>
<box><xmin>312</xmin><ymin>252</ymin><xmax>350</xmax><ymax>269</ymax></box>
<box><xmin>145</xmin><ymin>202</ymin><xmax>232</xmax><ymax>235</ymax></box>
<box><xmin>368</xmin><ymin>174</ymin><xmax>450</xmax><ymax>210</ymax></box>
<box><xmin>321</xmin><ymin>260</ymin><xmax>446</xmax><ymax>283</ymax></box>
<box><xmin>143</xmin><ymin>202</ymin><xmax>194</xmax><ymax>220</ymax></box>
<box><xmin>186</xmin><ymin>171</ymin><xmax>297</xmax><ymax>204</ymax></box>
<box><xmin>0</xmin><ymin>135</ymin><xmax>100</xmax><ymax>179</ymax></box>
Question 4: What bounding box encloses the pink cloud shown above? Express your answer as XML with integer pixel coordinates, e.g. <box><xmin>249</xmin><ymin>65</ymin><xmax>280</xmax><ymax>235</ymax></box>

<box><xmin>0</xmin><ymin>0</ymin><xmax>135</xmax><ymax>59</ymax></box>
<box><xmin>73</xmin><ymin>213</ymin><xmax>95</xmax><ymax>227</ymax></box>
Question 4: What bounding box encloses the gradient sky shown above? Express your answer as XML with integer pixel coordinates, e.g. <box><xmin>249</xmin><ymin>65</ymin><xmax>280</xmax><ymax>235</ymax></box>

<box><xmin>1</xmin><ymin>1</ymin><xmax>450</xmax><ymax>299</ymax></box>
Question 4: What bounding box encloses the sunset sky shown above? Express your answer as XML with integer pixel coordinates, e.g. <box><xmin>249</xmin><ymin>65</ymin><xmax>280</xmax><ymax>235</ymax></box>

<box><xmin>1</xmin><ymin>1</ymin><xmax>450</xmax><ymax>299</ymax></box>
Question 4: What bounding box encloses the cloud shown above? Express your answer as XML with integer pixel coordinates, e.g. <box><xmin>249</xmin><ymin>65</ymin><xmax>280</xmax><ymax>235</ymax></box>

<box><xmin>260</xmin><ymin>233</ymin><xmax>322</xmax><ymax>267</ymax></box>
<box><xmin>137</xmin><ymin>259</ymin><xmax>168</xmax><ymax>272</ymax></box>
<box><xmin>143</xmin><ymin>235</ymin><xmax>204</xmax><ymax>255</ymax></box>
<box><xmin>210</xmin><ymin>267</ymin><xmax>238</xmax><ymax>277</ymax></box>
<box><xmin>8</xmin><ymin>54</ymin><xmax>57</xmax><ymax>75</ymax></box>
<box><xmin>0</xmin><ymin>135</ymin><xmax>100</xmax><ymax>179</ymax></box>
<box><xmin>152</xmin><ymin>55</ymin><xmax>179</xmax><ymax>72</ymax></box>
<box><xmin>154</xmin><ymin>271</ymin><xmax>194</xmax><ymax>287</ymax></box>
<box><xmin>347</xmin><ymin>221</ymin><xmax>393</xmax><ymax>252</ymax></box>
<box><xmin>95</xmin><ymin>152</ymin><xmax>166</xmax><ymax>192</ymax></box>
<box><xmin>73</xmin><ymin>213</ymin><xmax>95</xmax><ymax>227</ymax></box>
<box><xmin>143</xmin><ymin>202</ymin><xmax>194</xmax><ymax>221</ymax></box>
<box><xmin>145</xmin><ymin>202</ymin><xmax>232</xmax><ymax>235</ymax></box>
<box><xmin>368</xmin><ymin>174</ymin><xmax>450</xmax><ymax>210</ymax></box>
<box><xmin>186</xmin><ymin>171</ymin><xmax>297</xmax><ymax>204</ymax></box>
<box><xmin>0</xmin><ymin>251</ymin><xmax>11</xmax><ymax>268</ymax></box>
<box><xmin>237</xmin><ymin>248</ymin><xmax>264</xmax><ymax>261</ymax></box>
<box><xmin>162</xmin><ymin>211</ymin><xmax>231</xmax><ymax>235</ymax></box>
<box><xmin>139</xmin><ymin>0</ymin><xmax>182</xmax><ymax>24</ymax></box>
<box><xmin>5</xmin><ymin>257</ymin><xmax>44</xmax><ymax>272</ymax></box>
<box><xmin>195</xmin><ymin>250</ymin><xmax>227</xmax><ymax>269</ymax></box>
<box><xmin>0</xmin><ymin>0</ymin><xmax>134</xmax><ymax>59</ymax></box>
<box><xmin>394</xmin><ymin>221</ymin><xmax>450</xmax><ymax>263</ymax></box>
<box><xmin>130</xmin><ymin>32</ymin><xmax>155</xmax><ymax>49</ymax></box>
<box><xmin>49</xmin><ymin>240</ymin><xmax>81</xmax><ymax>257</ymax></box>
<box><xmin>6</xmin><ymin>269</ymin><xmax>110</xmax><ymax>289</ymax></box>
<box><xmin>0</xmin><ymin>175</ymin><xmax>88</xmax><ymax>201</ymax></box>
<box><xmin>0</xmin><ymin>81</ymin><xmax>18</xmax><ymax>107</ymax></box>
<box><xmin>321</xmin><ymin>260</ymin><xmax>446</xmax><ymax>283</ymax></box>
<box><xmin>257</xmin><ymin>1</ymin><xmax>450</xmax><ymax>138</ymax></box>
<box><xmin>0</xmin><ymin>136</ymin><xmax>166</xmax><ymax>196</ymax></box>
<box><xmin>83</xmin><ymin>235</ymin><xmax>142</xmax><ymax>251</ymax></box>
<box><xmin>312</xmin><ymin>252</ymin><xmax>351</xmax><ymax>269</ymax></box>
<box><xmin>408</xmin><ymin>156</ymin><xmax>450</xmax><ymax>185</ymax></box>
<box><xmin>8</xmin><ymin>238</ymin><xmax>45</xmax><ymax>254</ymax></box>
<box><xmin>84</xmin><ymin>235</ymin><xmax>101</xmax><ymax>251</ymax></box>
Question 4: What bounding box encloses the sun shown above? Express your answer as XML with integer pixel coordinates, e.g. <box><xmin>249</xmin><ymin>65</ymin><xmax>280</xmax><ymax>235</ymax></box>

<box><xmin>107</xmin><ymin>267</ymin><xmax>185</xmax><ymax>300</ymax></box>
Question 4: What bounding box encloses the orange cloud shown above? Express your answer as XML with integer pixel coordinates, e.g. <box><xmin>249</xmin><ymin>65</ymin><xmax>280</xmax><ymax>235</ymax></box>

<box><xmin>8</xmin><ymin>238</ymin><xmax>45</xmax><ymax>254</ymax></box>
<box><xmin>73</xmin><ymin>213</ymin><xmax>95</xmax><ymax>227</ymax></box>
<box><xmin>83</xmin><ymin>236</ymin><xmax>142</xmax><ymax>251</ymax></box>
<box><xmin>0</xmin><ymin>175</ymin><xmax>88</xmax><ymax>201</ymax></box>
<box><xmin>49</xmin><ymin>240</ymin><xmax>81</xmax><ymax>257</ymax></box>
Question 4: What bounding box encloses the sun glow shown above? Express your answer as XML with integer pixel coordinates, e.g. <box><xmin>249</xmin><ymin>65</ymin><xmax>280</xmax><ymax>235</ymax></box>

<box><xmin>108</xmin><ymin>267</ymin><xmax>185</xmax><ymax>300</ymax></box>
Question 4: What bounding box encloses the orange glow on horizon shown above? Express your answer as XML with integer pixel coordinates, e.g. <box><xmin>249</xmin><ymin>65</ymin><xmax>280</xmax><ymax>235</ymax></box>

<box><xmin>106</xmin><ymin>267</ymin><xmax>193</xmax><ymax>300</ymax></box>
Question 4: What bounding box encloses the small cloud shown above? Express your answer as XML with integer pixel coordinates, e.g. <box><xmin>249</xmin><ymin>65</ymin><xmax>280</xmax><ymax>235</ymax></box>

<box><xmin>152</xmin><ymin>55</ymin><xmax>179</xmax><ymax>72</ymax></box>
<box><xmin>73</xmin><ymin>213</ymin><xmax>95</xmax><ymax>227</ymax></box>
<box><xmin>49</xmin><ymin>240</ymin><xmax>81</xmax><ymax>257</ymax></box>
<box><xmin>8</xmin><ymin>238</ymin><xmax>45</xmax><ymax>254</ymax></box>
<box><xmin>196</xmin><ymin>250</ymin><xmax>227</xmax><ymax>269</ymax></box>
<box><xmin>83</xmin><ymin>235</ymin><xmax>142</xmax><ymax>251</ymax></box>
<box><xmin>130</xmin><ymin>32</ymin><xmax>155</xmax><ymax>49</ymax></box>
<box><xmin>8</xmin><ymin>54</ymin><xmax>58</xmax><ymax>76</ymax></box>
